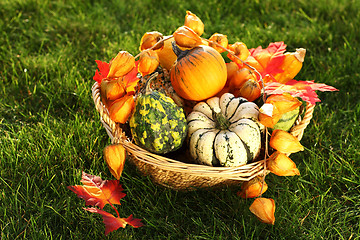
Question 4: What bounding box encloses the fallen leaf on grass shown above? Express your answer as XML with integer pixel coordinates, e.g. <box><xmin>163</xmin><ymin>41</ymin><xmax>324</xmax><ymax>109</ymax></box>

<box><xmin>67</xmin><ymin>172</ymin><xmax>126</xmax><ymax>209</ymax></box>
<box><xmin>84</xmin><ymin>208</ymin><xmax>143</xmax><ymax>235</ymax></box>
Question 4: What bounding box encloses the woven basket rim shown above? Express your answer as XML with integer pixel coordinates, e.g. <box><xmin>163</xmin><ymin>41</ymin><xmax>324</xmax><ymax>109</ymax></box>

<box><xmin>92</xmin><ymin>81</ymin><xmax>315</xmax><ymax>182</ymax></box>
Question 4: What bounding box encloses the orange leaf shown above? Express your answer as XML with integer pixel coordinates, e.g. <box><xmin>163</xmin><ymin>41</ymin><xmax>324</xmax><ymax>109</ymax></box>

<box><xmin>246</xmin><ymin>42</ymin><xmax>287</xmax><ymax>82</ymax></box>
<box><xmin>84</xmin><ymin>208</ymin><xmax>143</xmax><ymax>235</ymax></box>
<box><xmin>67</xmin><ymin>172</ymin><xmax>126</xmax><ymax>209</ymax></box>
<box><xmin>265</xmin><ymin>80</ymin><xmax>338</xmax><ymax>105</ymax></box>
<box><xmin>104</xmin><ymin>144</ymin><xmax>126</xmax><ymax>180</ymax></box>
<box><xmin>249</xmin><ymin>198</ymin><xmax>276</xmax><ymax>225</ymax></box>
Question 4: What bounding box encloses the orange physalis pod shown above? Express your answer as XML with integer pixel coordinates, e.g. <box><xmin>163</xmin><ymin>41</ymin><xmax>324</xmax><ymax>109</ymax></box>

<box><xmin>249</xmin><ymin>198</ymin><xmax>276</xmax><ymax>225</ymax></box>
<box><xmin>208</xmin><ymin>33</ymin><xmax>228</xmax><ymax>53</ymax></box>
<box><xmin>108</xmin><ymin>95</ymin><xmax>135</xmax><ymax>124</ymax></box>
<box><xmin>266</xmin><ymin>93</ymin><xmax>302</xmax><ymax>115</ymax></box>
<box><xmin>107</xmin><ymin>51</ymin><xmax>135</xmax><ymax>79</ymax></box>
<box><xmin>238</xmin><ymin>176</ymin><xmax>268</xmax><ymax>199</ymax></box>
<box><xmin>227</xmin><ymin>42</ymin><xmax>250</xmax><ymax>66</ymax></box>
<box><xmin>259</xmin><ymin>103</ymin><xmax>282</xmax><ymax>128</ymax></box>
<box><xmin>139</xmin><ymin>31</ymin><xmax>164</xmax><ymax>51</ymax></box>
<box><xmin>138</xmin><ymin>50</ymin><xmax>160</xmax><ymax>77</ymax></box>
<box><xmin>184</xmin><ymin>11</ymin><xmax>204</xmax><ymax>36</ymax></box>
<box><xmin>103</xmin><ymin>144</ymin><xmax>126</xmax><ymax>180</ymax></box>
<box><xmin>274</xmin><ymin>48</ymin><xmax>306</xmax><ymax>84</ymax></box>
<box><xmin>173</xmin><ymin>26</ymin><xmax>206</xmax><ymax>48</ymax></box>
<box><xmin>100</xmin><ymin>78</ymin><xmax>126</xmax><ymax>101</ymax></box>
<box><xmin>236</xmin><ymin>78</ymin><xmax>262</xmax><ymax>102</ymax></box>
<box><xmin>270</xmin><ymin>129</ymin><xmax>304</xmax><ymax>154</ymax></box>
<box><xmin>267</xmin><ymin>151</ymin><xmax>300</xmax><ymax>176</ymax></box>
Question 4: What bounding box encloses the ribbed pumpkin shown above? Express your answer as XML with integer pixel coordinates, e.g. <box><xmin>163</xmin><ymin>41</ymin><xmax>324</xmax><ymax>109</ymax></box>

<box><xmin>170</xmin><ymin>43</ymin><xmax>227</xmax><ymax>101</ymax></box>
<box><xmin>187</xmin><ymin>93</ymin><xmax>263</xmax><ymax>167</ymax></box>
<box><xmin>129</xmin><ymin>73</ymin><xmax>187</xmax><ymax>154</ymax></box>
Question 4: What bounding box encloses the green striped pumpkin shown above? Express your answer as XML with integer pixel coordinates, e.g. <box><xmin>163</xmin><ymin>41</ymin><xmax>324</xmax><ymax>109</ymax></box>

<box><xmin>129</xmin><ymin>73</ymin><xmax>187</xmax><ymax>154</ymax></box>
<box><xmin>187</xmin><ymin>93</ymin><xmax>263</xmax><ymax>167</ymax></box>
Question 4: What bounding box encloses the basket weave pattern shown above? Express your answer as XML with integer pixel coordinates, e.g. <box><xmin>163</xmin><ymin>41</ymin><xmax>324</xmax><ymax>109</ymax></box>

<box><xmin>92</xmin><ymin>82</ymin><xmax>314</xmax><ymax>190</ymax></box>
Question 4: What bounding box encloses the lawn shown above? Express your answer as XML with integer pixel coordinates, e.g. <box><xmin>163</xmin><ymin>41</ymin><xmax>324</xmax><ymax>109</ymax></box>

<box><xmin>1</xmin><ymin>0</ymin><xmax>359</xmax><ymax>239</ymax></box>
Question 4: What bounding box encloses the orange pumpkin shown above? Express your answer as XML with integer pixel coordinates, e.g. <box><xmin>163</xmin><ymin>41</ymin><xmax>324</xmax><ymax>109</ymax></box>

<box><xmin>170</xmin><ymin>43</ymin><xmax>227</xmax><ymax>101</ymax></box>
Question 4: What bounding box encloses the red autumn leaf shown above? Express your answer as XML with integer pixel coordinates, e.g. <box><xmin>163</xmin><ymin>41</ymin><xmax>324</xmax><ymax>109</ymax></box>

<box><xmin>93</xmin><ymin>60</ymin><xmax>110</xmax><ymax>84</ymax></box>
<box><xmin>123</xmin><ymin>61</ymin><xmax>140</xmax><ymax>94</ymax></box>
<box><xmin>68</xmin><ymin>172</ymin><xmax>126</xmax><ymax>209</ymax></box>
<box><xmin>247</xmin><ymin>41</ymin><xmax>287</xmax><ymax>82</ymax></box>
<box><xmin>265</xmin><ymin>80</ymin><xmax>338</xmax><ymax>105</ymax></box>
<box><xmin>84</xmin><ymin>208</ymin><xmax>144</xmax><ymax>235</ymax></box>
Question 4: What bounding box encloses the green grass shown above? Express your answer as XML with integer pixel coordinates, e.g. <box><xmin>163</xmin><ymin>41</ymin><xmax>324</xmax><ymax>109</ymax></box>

<box><xmin>1</xmin><ymin>0</ymin><xmax>359</xmax><ymax>239</ymax></box>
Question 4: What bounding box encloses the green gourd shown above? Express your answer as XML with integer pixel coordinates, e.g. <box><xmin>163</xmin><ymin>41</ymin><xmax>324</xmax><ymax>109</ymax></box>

<box><xmin>129</xmin><ymin>73</ymin><xmax>187</xmax><ymax>154</ymax></box>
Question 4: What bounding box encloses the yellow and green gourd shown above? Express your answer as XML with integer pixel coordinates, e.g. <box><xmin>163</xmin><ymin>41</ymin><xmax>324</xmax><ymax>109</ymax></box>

<box><xmin>129</xmin><ymin>73</ymin><xmax>187</xmax><ymax>154</ymax></box>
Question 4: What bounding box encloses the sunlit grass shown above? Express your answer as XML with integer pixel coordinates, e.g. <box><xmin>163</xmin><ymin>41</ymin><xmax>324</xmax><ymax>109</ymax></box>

<box><xmin>1</xmin><ymin>0</ymin><xmax>359</xmax><ymax>239</ymax></box>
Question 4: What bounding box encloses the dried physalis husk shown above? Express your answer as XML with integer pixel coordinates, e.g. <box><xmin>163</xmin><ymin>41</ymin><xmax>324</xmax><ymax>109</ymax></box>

<box><xmin>227</xmin><ymin>42</ymin><xmax>250</xmax><ymax>65</ymax></box>
<box><xmin>139</xmin><ymin>31</ymin><xmax>164</xmax><ymax>51</ymax></box>
<box><xmin>103</xmin><ymin>144</ymin><xmax>126</xmax><ymax>180</ymax></box>
<box><xmin>259</xmin><ymin>103</ymin><xmax>282</xmax><ymax>128</ymax></box>
<box><xmin>270</xmin><ymin>129</ymin><xmax>304</xmax><ymax>154</ymax></box>
<box><xmin>267</xmin><ymin>151</ymin><xmax>300</xmax><ymax>176</ymax></box>
<box><xmin>100</xmin><ymin>78</ymin><xmax>126</xmax><ymax>101</ymax></box>
<box><xmin>184</xmin><ymin>11</ymin><xmax>204</xmax><ymax>36</ymax></box>
<box><xmin>138</xmin><ymin>50</ymin><xmax>160</xmax><ymax>77</ymax></box>
<box><xmin>249</xmin><ymin>198</ymin><xmax>276</xmax><ymax>225</ymax></box>
<box><xmin>173</xmin><ymin>26</ymin><xmax>206</xmax><ymax>48</ymax></box>
<box><xmin>108</xmin><ymin>94</ymin><xmax>135</xmax><ymax>124</ymax></box>
<box><xmin>208</xmin><ymin>33</ymin><xmax>228</xmax><ymax>53</ymax></box>
<box><xmin>107</xmin><ymin>51</ymin><xmax>135</xmax><ymax>79</ymax></box>
<box><xmin>267</xmin><ymin>93</ymin><xmax>302</xmax><ymax>115</ymax></box>
<box><xmin>238</xmin><ymin>176</ymin><xmax>268</xmax><ymax>199</ymax></box>
<box><xmin>259</xmin><ymin>93</ymin><xmax>302</xmax><ymax>128</ymax></box>
<box><xmin>273</xmin><ymin>48</ymin><xmax>306</xmax><ymax>83</ymax></box>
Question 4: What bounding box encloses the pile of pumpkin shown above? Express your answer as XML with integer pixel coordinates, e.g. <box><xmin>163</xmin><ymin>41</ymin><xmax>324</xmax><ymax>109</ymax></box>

<box><xmin>98</xmin><ymin>11</ymin><xmax>310</xmax><ymax>224</ymax></box>
<box><xmin>99</xmin><ymin>11</ymin><xmax>305</xmax><ymax>168</ymax></box>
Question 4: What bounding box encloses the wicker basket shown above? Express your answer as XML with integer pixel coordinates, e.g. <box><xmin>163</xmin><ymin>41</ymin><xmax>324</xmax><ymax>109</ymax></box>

<box><xmin>92</xmin><ymin>82</ymin><xmax>315</xmax><ymax>191</ymax></box>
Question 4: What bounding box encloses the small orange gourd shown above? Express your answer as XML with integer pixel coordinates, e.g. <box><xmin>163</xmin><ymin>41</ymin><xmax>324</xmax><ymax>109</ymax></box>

<box><xmin>170</xmin><ymin>43</ymin><xmax>227</xmax><ymax>101</ymax></box>
<box><xmin>228</xmin><ymin>68</ymin><xmax>257</xmax><ymax>89</ymax></box>
<box><xmin>236</xmin><ymin>78</ymin><xmax>262</xmax><ymax>102</ymax></box>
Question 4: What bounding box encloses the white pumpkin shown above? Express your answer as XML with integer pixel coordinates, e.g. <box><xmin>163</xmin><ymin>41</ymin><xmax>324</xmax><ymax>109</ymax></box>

<box><xmin>187</xmin><ymin>93</ymin><xmax>262</xmax><ymax>167</ymax></box>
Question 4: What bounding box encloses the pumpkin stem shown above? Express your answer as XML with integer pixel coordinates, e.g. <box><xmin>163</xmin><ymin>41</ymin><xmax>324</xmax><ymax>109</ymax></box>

<box><xmin>171</xmin><ymin>41</ymin><xmax>191</xmax><ymax>61</ymax></box>
<box><xmin>213</xmin><ymin>108</ymin><xmax>230</xmax><ymax>130</ymax></box>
